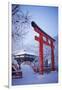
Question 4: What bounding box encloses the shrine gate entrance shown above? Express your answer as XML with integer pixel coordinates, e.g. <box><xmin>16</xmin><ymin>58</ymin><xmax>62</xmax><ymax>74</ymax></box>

<box><xmin>31</xmin><ymin>21</ymin><xmax>55</xmax><ymax>74</ymax></box>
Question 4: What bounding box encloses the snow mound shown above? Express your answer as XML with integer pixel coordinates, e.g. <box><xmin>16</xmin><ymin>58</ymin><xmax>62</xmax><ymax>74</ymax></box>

<box><xmin>12</xmin><ymin>64</ymin><xmax>58</xmax><ymax>85</ymax></box>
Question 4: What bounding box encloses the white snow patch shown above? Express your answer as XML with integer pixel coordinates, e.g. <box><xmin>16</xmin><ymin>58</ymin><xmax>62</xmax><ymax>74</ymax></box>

<box><xmin>12</xmin><ymin>64</ymin><xmax>58</xmax><ymax>85</ymax></box>
<box><xmin>14</xmin><ymin>50</ymin><xmax>37</xmax><ymax>56</ymax></box>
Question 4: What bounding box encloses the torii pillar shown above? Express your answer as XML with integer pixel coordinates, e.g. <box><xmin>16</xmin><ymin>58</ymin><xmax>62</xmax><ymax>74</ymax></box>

<box><xmin>31</xmin><ymin>21</ymin><xmax>55</xmax><ymax>74</ymax></box>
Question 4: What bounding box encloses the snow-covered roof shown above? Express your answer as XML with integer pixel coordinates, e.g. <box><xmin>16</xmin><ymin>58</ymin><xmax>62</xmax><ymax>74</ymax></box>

<box><xmin>14</xmin><ymin>50</ymin><xmax>37</xmax><ymax>56</ymax></box>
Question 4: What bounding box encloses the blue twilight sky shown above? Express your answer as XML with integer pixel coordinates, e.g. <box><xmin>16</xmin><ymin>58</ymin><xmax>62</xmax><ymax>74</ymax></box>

<box><xmin>12</xmin><ymin>5</ymin><xmax>58</xmax><ymax>52</ymax></box>
<box><xmin>20</xmin><ymin>5</ymin><xmax>58</xmax><ymax>37</ymax></box>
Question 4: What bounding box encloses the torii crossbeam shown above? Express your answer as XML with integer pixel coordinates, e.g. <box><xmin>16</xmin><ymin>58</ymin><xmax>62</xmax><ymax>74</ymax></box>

<box><xmin>31</xmin><ymin>21</ymin><xmax>55</xmax><ymax>74</ymax></box>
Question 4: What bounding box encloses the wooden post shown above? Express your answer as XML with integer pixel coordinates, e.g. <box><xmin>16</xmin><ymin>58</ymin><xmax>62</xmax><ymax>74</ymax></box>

<box><xmin>35</xmin><ymin>35</ymin><xmax>44</xmax><ymax>74</ymax></box>
<box><xmin>39</xmin><ymin>35</ymin><xmax>44</xmax><ymax>74</ymax></box>
<box><xmin>31</xmin><ymin>21</ymin><xmax>55</xmax><ymax>74</ymax></box>
<box><xmin>51</xmin><ymin>41</ymin><xmax>55</xmax><ymax>71</ymax></box>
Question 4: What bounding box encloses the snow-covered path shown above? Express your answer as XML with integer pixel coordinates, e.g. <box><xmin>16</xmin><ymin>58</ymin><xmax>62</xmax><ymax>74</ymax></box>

<box><xmin>12</xmin><ymin>64</ymin><xmax>58</xmax><ymax>85</ymax></box>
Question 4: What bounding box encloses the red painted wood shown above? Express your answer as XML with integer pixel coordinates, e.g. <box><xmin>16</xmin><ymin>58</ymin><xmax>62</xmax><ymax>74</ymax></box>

<box><xmin>39</xmin><ymin>35</ymin><xmax>44</xmax><ymax>74</ymax></box>
<box><xmin>34</xmin><ymin>27</ymin><xmax>42</xmax><ymax>35</ymax></box>
<box><xmin>35</xmin><ymin>36</ymin><xmax>39</xmax><ymax>41</ymax></box>
<box><xmin>51</xmin><ymin>41</ymin><xmax>55</xmax><ymax>71</ymax></box>
<box><xmin>31</xmin><ymin>21</ymin><xmax>55</xmax><ymax>41</ymax></box>
<box><xmin>32</xmin><ymin>22</ymin><xmax>55</xmax><ymax>74</ymax></box>
<box><xmin>43</xmin><ymin>41</ymin><xmax>51</xmax><ymax>46</ymax></box>
<box><xmin>35</xmin><ymin>34</ymin><xmax>44</xmax><ymax>74</ymax></box>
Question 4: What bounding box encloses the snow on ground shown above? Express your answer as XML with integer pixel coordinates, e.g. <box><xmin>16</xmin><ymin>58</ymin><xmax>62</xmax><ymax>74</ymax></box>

<box><xmin>12</xmin><ymin>64</ymin><xmax>58</xmax><ymax>85</ymax></box>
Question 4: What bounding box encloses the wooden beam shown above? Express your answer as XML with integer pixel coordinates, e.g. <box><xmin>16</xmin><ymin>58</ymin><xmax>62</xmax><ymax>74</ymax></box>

<box><xmin>35</xmin><ymin>36</ymin><xmax>40</xmax><ymax>41</ymax></box>
<box><xmin>31</xmin><ymin>21</ymin><xmax>55</xmax><ymax>41</ymax></box>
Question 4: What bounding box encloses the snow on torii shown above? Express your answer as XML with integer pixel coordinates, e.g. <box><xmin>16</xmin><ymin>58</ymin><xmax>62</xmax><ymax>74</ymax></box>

<box><xmin>31</xmin><ymin>21</ymin><xmax>55</xmax><ymax>74</ymax></box>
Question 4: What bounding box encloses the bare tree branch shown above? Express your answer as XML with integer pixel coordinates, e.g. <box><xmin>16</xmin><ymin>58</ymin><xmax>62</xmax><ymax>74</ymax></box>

<box><xmin>12</xmin><ymin>4</ymin><xmax>31</xmax><ymax>48</ymax></box>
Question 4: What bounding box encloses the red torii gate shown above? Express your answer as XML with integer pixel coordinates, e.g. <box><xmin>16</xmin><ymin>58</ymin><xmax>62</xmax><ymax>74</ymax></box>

<box><xmin>31</xmin><ymin>21</ymin><xmax>55</xmax><ymax>74</ymax></box>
